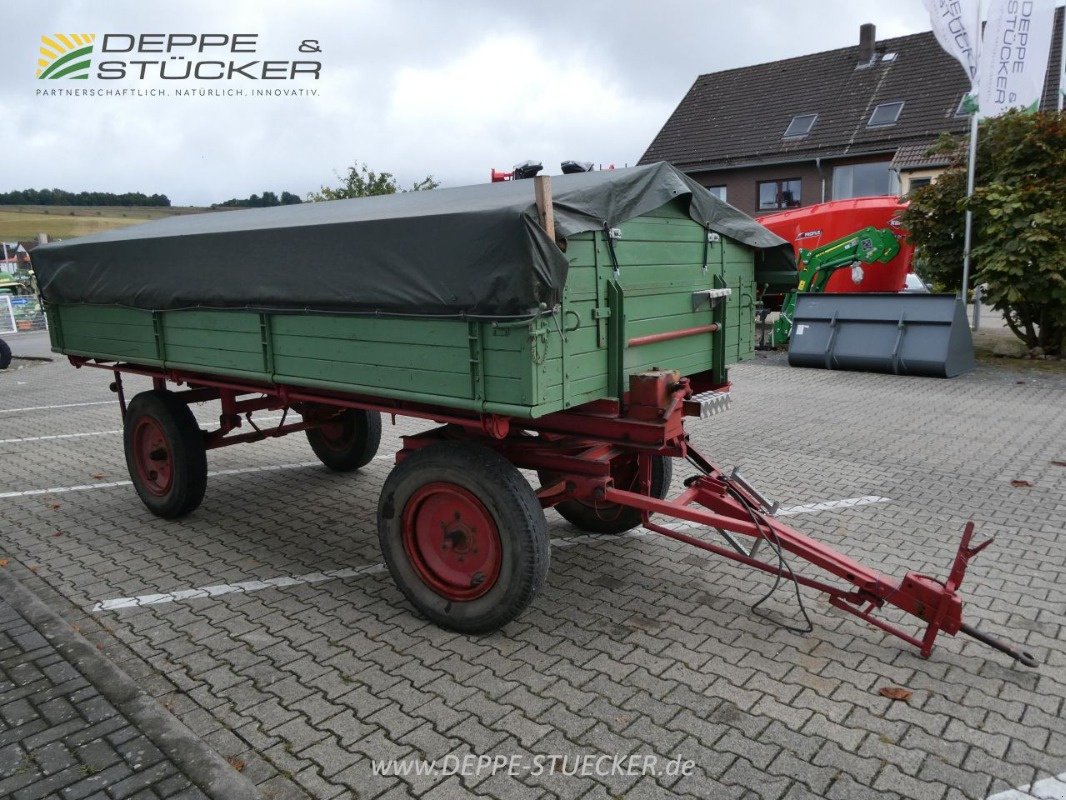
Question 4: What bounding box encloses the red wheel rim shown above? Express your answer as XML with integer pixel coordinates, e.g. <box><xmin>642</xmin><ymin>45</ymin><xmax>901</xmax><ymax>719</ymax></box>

<box><xmin>132</xmin><ymin>416</ymin><xmax>173</xmax><ymax>496</ymax></box>
<box><xmin>401</xmin><ymin>482</ymin><xmax>502</xmax><ymax>601</ymax></box>
<box><xmin>317</xmin><ymin>417</ymin><xmax>352</xmax><ymax>451</ymax></box>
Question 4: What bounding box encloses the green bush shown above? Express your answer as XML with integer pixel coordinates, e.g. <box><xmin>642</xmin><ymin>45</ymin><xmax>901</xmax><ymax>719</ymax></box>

<box><xmin>902</xmin><ymin>111</ymin><xmax>1066</xmax><ymax>356</ymax></box>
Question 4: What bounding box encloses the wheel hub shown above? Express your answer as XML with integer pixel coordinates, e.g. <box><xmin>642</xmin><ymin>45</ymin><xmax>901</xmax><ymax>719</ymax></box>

<box><xmin>132</xmin><ymin>416</ymin><xmax>172</xmax><ymax>496</ymax></box>
<box><xmin>401</xmin><ymin>482</ymin><xmax>501</xmax><ymax>601</ymax></box>
<box><xmin>317</xmin><ymin>416</ymin><xmax>352</xmax><ymax>451</ymax></box>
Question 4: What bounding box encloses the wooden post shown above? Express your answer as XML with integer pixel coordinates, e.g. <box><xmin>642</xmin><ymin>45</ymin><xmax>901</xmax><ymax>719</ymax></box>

<box><xmin>533</xmin><ymin>175</ymin><xmax>555</xmax><ymax>241</ymax></box>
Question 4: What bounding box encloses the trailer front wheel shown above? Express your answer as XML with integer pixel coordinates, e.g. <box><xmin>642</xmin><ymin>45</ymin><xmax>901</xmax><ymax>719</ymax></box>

<box><xmin>123</xmin><ymin>391</ymin><xmax>207</xmax><ymax>519</ymax></box>
<box><xmin>306</xmin><ymin>408</ymin><xmax>382</xmax><ymax>471</ymax></box>
<box><xmin>378</xmin><ymin>444</ymin><xmax>549</xmax><ymax>633</ymax></box>
<box><xmin>0</xmin><ymin>338</ymin><xmax>11</xmax><ymax>370</ymax></box>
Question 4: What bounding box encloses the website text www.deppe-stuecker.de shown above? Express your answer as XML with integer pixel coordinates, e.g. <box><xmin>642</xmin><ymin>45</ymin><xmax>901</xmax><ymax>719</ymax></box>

<box><xmin>372</xmin><ymin>753</ymin><xmax>697</xmax><ymax>778</ymax></box>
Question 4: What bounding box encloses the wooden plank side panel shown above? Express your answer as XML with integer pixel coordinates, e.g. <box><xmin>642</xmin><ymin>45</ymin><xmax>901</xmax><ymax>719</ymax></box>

<box><xmin>160</xmin><ymin>311</ymin><xmax>268</xmax><ymax>376</ymax></box>
<box><xmin>164</xmin><ymin>344</ymin><xmax>266</xmax><ymax>374</ymax></box>
<box><xmin>273</xmin><ymin>333</ymin><xmax>469</xmax><ymax>374</ymax></box>
<box><xmin>164</xmin><ymin>310</ymin><xmax>261</xmax><ymax>334</ymax></box>
<box><xmin>56</xmin><ymin>305</ymin><xmax>158</xmax><ymax>362</ymax></box>
<box><xmin>58</xmin><ymin>305</ymin><xmax>153</xmax><ymax>327</ymax></box>
<box><xmin>273</xmin><ymin>353</ymin><xmax>473</xmax><ymax>399</ymax></box>
<box><xmin>162</xmin><ymin>325</ymin><xmax>263</xmax><ymax>354</ymax></box>
<box><xmin>271</xmin><ymin>314</ymin><xmax>471</xmax><ymax>348</ymax></box>
<box><xmin>59</xmin><ymin>318</ymin><xmax>155</xmax><ymax>342</ymax></box>
<box><xmin>61</xmin><ymin>333</ymin><xmax>159</xmax><ymax>362</ymax></box>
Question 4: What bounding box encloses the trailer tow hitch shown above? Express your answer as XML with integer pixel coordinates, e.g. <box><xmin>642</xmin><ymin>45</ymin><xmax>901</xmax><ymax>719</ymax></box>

<box><xmin>605</xmin><ymin>447</ymin><xmax>1038</xmax><ymax>667</ymax></box>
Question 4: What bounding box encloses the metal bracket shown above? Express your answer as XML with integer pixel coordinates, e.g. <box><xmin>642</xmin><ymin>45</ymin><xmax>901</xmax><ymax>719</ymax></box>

<box><xmin>707</xmin><ymin>232</ymin><xmax>721</xmax><ymax>242</ymax></box>
<box><xmin>716</xmin><ymin>528</ymin><xmax>764</xmax><ymax>560</ymax></box>
<box><xmin>692</xmin><ymin>287</ymin><xmax>732</xmax><ymax>312</ymax></box>
<box><xmin>607</xmin><ymin>227</ymin><xmax>623</xmax><ymax>240</ymax></box>
<box><xmin>728</xmin><ymin>467</ymin><xmax>780</xmax><ymax>516</ymax></box>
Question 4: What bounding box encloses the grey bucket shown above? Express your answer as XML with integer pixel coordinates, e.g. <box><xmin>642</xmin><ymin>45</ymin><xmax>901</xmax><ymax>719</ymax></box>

<box><xmin>787</xmin><ymin>293</ymin><xmax>975</xmax><ymax>378</ymax></box>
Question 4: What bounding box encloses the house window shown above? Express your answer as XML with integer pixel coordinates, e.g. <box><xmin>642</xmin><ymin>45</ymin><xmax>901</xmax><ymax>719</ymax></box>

<box><xmin>706</xmin><ymin>185</ymin><xmax>727</xmax><ymax>202</ymax></box>
<box><xmin>868</xmin><ymin>101</ymin><xmax>904</xmax><ymax>127</ymax></box>
<box><xmin>906</xmin><ymin>177</ymin><xmax>933</xmax><ymax>194</ymax></box>
<box><xmin>832</xmin><ymin>162</ymin><xmax>901</xmax><ymax>199</ymax></box>
<box><xmin>784</xmin><ymin>114</ymin><xmax>818</xmax><ymax>138</ymax></box>
<box><xmin>758</xmin><ymin>179</ymin><xmax>801</xmax><ymax>210</ymax></box>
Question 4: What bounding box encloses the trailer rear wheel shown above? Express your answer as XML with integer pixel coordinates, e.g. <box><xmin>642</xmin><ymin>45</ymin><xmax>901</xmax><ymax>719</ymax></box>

<box><xmin>123</xmin><ymin>390</ymin><xmax>207</xmax><ymax>519</ymax></box>
<box><xmin>0</xmin><ymin>338</ymin><xmax>11</xmax><ymax>370</ymax></box>
<box><xmin>542</xmin><ymin>454</ymin><xmax>672</xmax><ymax>535</ymax></box>
<box><xmin>378</xmin><ymin>444</ymin><xmax>549</xmax><ymax>633</ymax></box>
<box><xmin>306</xmin><ymin>408</ymin><xmax>382</xmax><ymax>471</ymax></box>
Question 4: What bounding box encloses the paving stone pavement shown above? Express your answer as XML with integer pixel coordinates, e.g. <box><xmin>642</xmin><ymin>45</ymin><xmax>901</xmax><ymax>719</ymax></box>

<box><xmin>0</xmin><ymin>353</ymin><xmax>1064</xmax><ymax>800</ymax></box>
<box><xmin>0</xmin><ymin>589</ymin><xmax>208</xmax><ymax>800</ymax></box>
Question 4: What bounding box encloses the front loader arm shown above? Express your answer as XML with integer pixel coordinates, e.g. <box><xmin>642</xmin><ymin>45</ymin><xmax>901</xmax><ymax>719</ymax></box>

<box><xmin>772</xmin><ymin>226</ymin><xmax>902</xmax><ymax>346</ymax></box>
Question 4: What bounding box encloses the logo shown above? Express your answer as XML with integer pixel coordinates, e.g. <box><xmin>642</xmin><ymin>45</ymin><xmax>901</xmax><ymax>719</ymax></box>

<box><xmin>37</xmin><ymin>34</ymin><xmax>96</xmax><ymax>80</ymax></box>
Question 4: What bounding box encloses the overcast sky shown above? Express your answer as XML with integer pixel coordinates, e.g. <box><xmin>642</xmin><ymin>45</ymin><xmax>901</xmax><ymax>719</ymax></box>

<box><xmin>5</xmin><ymin>0</ymin><xmax>953</xmax><ymax>206</ymax></box>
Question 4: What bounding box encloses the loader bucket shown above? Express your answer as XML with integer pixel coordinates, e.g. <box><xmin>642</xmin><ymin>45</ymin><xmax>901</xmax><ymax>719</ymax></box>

<box><xmin>787</xmin><ymin>293</ymin><xmax>975</xmax><ymax>378</ymax></box>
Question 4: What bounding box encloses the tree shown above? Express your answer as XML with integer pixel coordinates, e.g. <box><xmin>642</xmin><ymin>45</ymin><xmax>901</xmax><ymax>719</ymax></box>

<box><xmin>0</xmin><ymin>188</ymin><xmax>170</xmax><ymax>207</ymax></box>
<box><xmin>211</xmin><ymin>190</ymin><xmax>302</xmax><ymax>209</ymax></box>
<box><xmin>902</xmin><ymin>111</ymin><xmax>1066</xmax><ymax>356</ymax></box>
<box><xmin>307</xmin><ymin>161</ymin><xmax>439</xmax><ymax>201</ymax></box>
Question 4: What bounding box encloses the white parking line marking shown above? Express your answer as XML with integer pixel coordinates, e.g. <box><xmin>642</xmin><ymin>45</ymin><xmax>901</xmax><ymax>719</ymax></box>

<box><xmin>0</xmin><ymin>453</ymin><xmax>395</xmax><ymax>500</ymax></box>
<box><xmin>0</xmin><ymin>430</ymin><xmax>124</xmax><ymax>445</ymax></box>
<box><xmin>89</xmin><ymin>494</ymin><xmax>893</xmax><ymax>612</ymax></box>
<box><xmin>93</xmin><ymin>564</ymin><xmax>390</xmax><ymax>611</ymax></box>
<box><xmin>92</xmin><ymin>533</ymin><xmax>614</xmax><ymax>612</ymax></box>
<box><xmin>776</xmin><ymin>495</ymin><xmax>892</xmax><ymax>516</ymax></box>
<box><xmin>0</xmin><ymin>400</ymin><xmax>114</xmax><ymax>414</ymax></box>
<box><xmin>0</xmin><ymin>461</ymin><xmax>323</xmax><ymax>499</ymax></box>
<box><xmin>0</xmin><ymin>414</ymin><xmax>299</xmax><ymax>446</ymax></box>
<box><xmin>987</xmin><ymin>772</ymin><xmax>1066</xmax><ymax>799</ymax></box>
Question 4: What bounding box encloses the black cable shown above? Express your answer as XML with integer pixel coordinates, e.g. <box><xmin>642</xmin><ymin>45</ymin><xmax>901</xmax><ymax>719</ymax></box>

<box><xmin>683</xmin><ymin>455</ymin><xmax>813</xmax><ymax>635</ymax></box>
<box><xmin>730</xmin><ymin>484</ymin><xmax>814</xmax><ymax>635</ymax></box>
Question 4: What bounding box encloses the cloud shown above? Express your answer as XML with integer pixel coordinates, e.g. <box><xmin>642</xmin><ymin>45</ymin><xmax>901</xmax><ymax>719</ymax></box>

<box><xmin>0</xmin><ymin>0</ymin><xmax>939</xmax><ymax>205</ymax></box>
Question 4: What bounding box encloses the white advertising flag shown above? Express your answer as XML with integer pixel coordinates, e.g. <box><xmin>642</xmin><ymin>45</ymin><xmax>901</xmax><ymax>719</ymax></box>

<box><xmin>978</xmin><ymin>0</ymin><xmax>1057</xmax><ymax>117</ymax></box>
<box><xmin>923</xmin><ymin>0</ymin><xmax>982</xmax><ymax>85</ymax></box>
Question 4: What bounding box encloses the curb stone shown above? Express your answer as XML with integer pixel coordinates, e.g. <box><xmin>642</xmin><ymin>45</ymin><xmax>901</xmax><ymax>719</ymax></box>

<box><xmin>0</xmin><ymin>565</ymin><xmax>262</xmax><ymax>800</ymax></box>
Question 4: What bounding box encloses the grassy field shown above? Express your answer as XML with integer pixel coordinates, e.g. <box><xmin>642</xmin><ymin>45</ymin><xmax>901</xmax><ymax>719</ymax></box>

<box><xmin>0</xmin><ymin>205</ymin><xmax>214</xmax><ymax>241</ymax></box>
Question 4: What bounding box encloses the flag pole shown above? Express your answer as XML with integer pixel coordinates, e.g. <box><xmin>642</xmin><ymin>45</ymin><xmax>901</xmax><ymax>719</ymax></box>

<box><xmin>960</xmin><ymin>112</ymin><xmax>979</xmax><ymax>309</ymax></box>
<box><xmin>960</xmin><ymin>0</ymin><xmax>984</xmax><ymax>326</ymax></box>
<box><xmin>1058</xmin><ymin>4</ymin><xmax>1065</xmax><ymax>112</ymax></box>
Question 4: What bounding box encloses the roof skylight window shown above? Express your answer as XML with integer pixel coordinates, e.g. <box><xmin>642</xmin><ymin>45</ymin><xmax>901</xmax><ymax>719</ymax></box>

<box><xmin>868</xmin><ymin>101</ymin><xmax>904</xmax><ymax>127</ymax></box>
<box><xmin>784</xmin><ymin>113</ymin><xmax>818</xmax><ymax>138</ymax></box>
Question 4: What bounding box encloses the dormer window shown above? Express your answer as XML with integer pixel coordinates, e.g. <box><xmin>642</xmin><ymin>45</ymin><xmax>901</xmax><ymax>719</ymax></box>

<box><xmin>868</xmin><ymin>101</ymin><xmax>904</xmax><ymax>127</ymax></box>
<box><xmin>784</xmin><ymin>114</ymin><xmax>818</xmax><ymax>138</ymax></box>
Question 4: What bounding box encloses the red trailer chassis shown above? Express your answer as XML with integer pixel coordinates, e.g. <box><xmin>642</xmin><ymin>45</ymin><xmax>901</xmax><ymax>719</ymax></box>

<box><xmin>75</xmin><ymin>355</ymin><xmax>1036</xmax><ymax>667</ymax></box>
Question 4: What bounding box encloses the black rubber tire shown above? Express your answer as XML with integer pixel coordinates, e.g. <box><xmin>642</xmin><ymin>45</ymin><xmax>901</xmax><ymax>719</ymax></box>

<box><xmin>0</xmin><ymin>338</ymin><xmax>11</xmax><ymax>370</ymax></box>
<box><xmin>306</xmin><ymin>409</ymin><xmax>382</xmax><ymax>472</ymax></box>
<box><xmin>542</xmin><ymin>454</ymin><xmax>673</xmax><ymax>535</ymax></box>
<box><xmin>123</xmin><ymin>390</ymin><xmax>207</xmax><ymax>519</ymax></box>
<box><xmin>377</xmin><ymin>443</ymin><xmax>550</xmax><ymax>633</ymax></box>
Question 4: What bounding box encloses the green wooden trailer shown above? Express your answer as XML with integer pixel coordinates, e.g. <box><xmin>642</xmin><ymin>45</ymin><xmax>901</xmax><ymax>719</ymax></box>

<box><xmin>31</xmin><ymin>164</ymin><xmax>866</xmax><ymax>639</ymax></box>
<box><xmin>26</xmin><ymin>166</ymin><xmax>1039</xmax><ymax>667</ymax></box>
